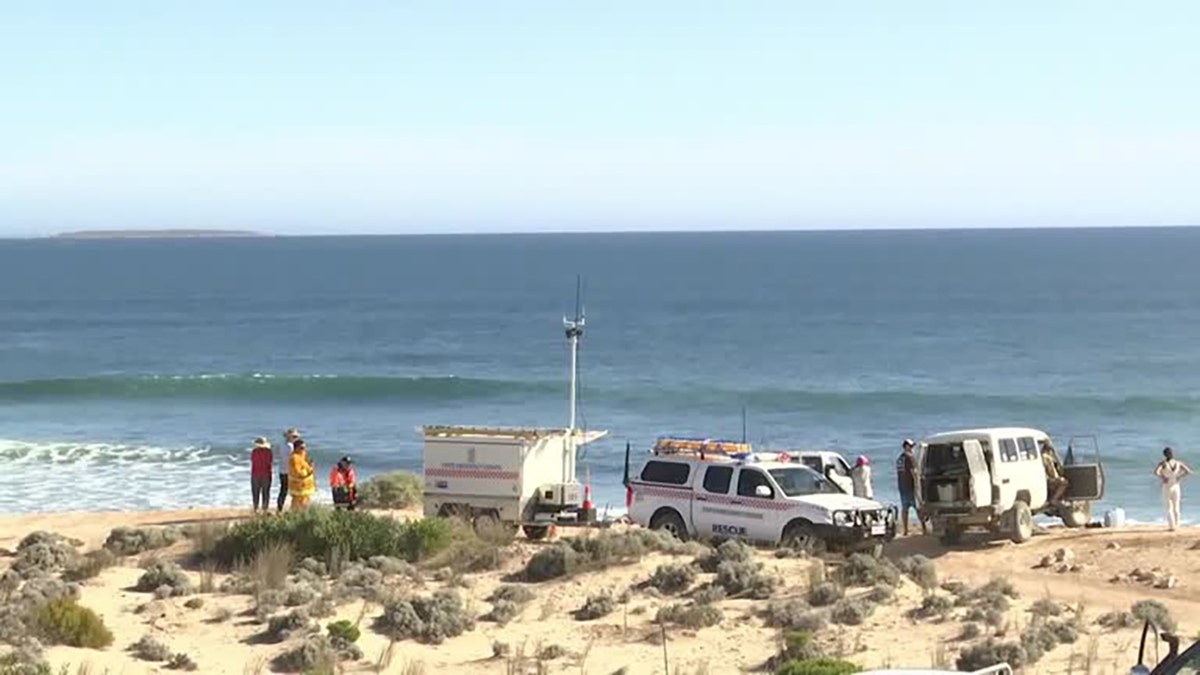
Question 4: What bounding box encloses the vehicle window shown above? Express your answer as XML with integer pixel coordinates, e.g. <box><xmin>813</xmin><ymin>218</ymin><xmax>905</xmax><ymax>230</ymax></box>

<box><xmin>736</xmin><ymin>468</ymin><xmax>774</xmax><ymax>498</ymax></box>
<box><xmin>999</xmin><ymin>438</ymin><xmax>1019</xmax><ymax>463</ymax></box>
<box><xmin>640</xmin><ymin>460</ymin><xmax>690</xmax><ymax>485</ymax></box>
<box><xmin>1160</xmin><ymin>643</ymin><xmax>1200</xmax><ymax>675</ymax></box>
<box><xmin>768</xmin><ymin>467</ymin><xmax>841</xmax><ymax>497</ymax></box>
<box><xmin>702</xmin><ymin>466</ymin><xmax>733</xmax><ymax>494</ymax></box>
<box><xmin>801</xmin><ymin>457</ymin><xmax>822</xmax><ymax>473</ymax></box>
<box><xmin>924</xmin><ymin>443</ymin><xmax>967</xmax><ymax>476</ymax></box>
<box><xmin>1018</xmin><ymin>437</ymin><xmax>1038</xmax><ymax>461</ymax></box>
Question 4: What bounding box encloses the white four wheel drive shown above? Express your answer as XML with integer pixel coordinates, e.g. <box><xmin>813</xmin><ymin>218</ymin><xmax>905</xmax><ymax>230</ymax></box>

<box><xmin>917</xmin><ymin>427</ymin><xmax>1105</xmax><ymax>544</ymax></box>
<box><xmin>624</xmin><ymin>438</ymin><xmax>897</xmax><ymax>555</ymax></box>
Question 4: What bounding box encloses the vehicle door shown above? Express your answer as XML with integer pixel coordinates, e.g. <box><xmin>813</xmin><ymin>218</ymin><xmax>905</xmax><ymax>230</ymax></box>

<box><xmin>963</xmin><ymin>439</ymin><xmax>992</xmax><ymax>509</ymax></box>
<box><xmin>691</xmin><ymin>465</ymin><xmax>741</xmax><ymax>539</ymax></box>
<box><xmin>719</xmin><ymin>466</ymin><xmax>780</xmax><ymax>542</ymax></box>
<box><xmin>1062</xmin><ymin>435</ymin><xmax>1106</xmax><ymax>501</ymax></box>
<box><xmin>823</xmin><ymin>454</ymin><xmax>854</xmax><ymax>495</ymax></box>
<box><xmin>991</xmin><ymin>437</ymin><xmax>1023</xmax><ymax>509</ymax></box>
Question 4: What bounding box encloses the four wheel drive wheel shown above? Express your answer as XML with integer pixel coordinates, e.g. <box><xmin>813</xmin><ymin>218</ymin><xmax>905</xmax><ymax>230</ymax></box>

<box><xmin>781</xmin><ymin>522</ymin><xmax>827</xmax><ymax>556</ymax></box>
<box><xmin>1061</xmin><ymin>501</ymin><xmax>1092</xmax><ymax>529</ymax></box>
<box><xmin>648</xmin><ymin>509</ymin><xmax>689</xmax><ymax>541</ymax></box>
<box><xmin>522</xmin><ymin>525</ymin><xmax>550</xmax><ymax>541</ymax></box>
<box><xmin>939</xmin><ymin>521</ymin><xmax>964</xmax><ymax>545</ymax></box>
<box><xmin>1009</xmin><ymin>501</ymin><xmax>1034</xmax><ymax>543</ymax></box>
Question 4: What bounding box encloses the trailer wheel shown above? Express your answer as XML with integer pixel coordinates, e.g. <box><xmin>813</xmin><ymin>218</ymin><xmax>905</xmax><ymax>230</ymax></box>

<box><xmin>649</xmin><ymin>509</ymin><xmax>689</xmax><ymax>541</ymax></box>
<box><xmin>522</xmin><ymin>526</ymin><xmax>550</xmax><ymax>541</ymax></box>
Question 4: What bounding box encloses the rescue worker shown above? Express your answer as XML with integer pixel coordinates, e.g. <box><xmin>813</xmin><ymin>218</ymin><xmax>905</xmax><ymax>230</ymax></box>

<box><xmin>329</xmin><ymin>456</ymin><xmax>358</xmax><ymax>510</ymax></box>
<box><xmin>288</xmin><ymin>438</ymin><xmax>316</xmax><ymax>510</ymax></box>
<box><xmin>1040</xmin><ymin>439</ymin><xmax>1069</xmax><ymax>504</ymax></box>
<box><xmin>1155</xmin><ymin>446</ymin><xmax>1192</xmax><ymax>532</ymax></box>
<box><xmin>851</xmin><ymin>455</ymin><xmax>873</xmax><ymax>499</ymax></box>
<box><xmin>249</xmin><ymin>436</ymin><xmax>273</xmax><ymax>512</ymax></box>
<box><xmin>896</xmin><ymin>439</ymin><xmax>926</xmax><ymax>535</ymax></box>
<box><xmin>277</xmin><ymin>428</ymin><xmax>299</xmax><ymax>512</ymax></box>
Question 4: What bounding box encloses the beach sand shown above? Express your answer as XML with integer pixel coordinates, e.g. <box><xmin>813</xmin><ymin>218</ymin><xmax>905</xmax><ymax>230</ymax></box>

<box><xmin>2</xmin><ymin>509</ymin><xmax>1196</xmax><ymax>674</ymax></box>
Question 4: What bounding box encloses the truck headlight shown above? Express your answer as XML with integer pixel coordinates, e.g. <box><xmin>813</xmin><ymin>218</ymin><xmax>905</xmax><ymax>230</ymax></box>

<box><xmin>833</xmin><ymin>511</ymin><xmax>853</xmax><ymax>527</ymax></box>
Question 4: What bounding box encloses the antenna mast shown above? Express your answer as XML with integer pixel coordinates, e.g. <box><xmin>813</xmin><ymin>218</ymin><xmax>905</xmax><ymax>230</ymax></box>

<box><xmin>564</xmin><ymin>276</ymin><xmax>584</xmax><ymax>432</ymax></box>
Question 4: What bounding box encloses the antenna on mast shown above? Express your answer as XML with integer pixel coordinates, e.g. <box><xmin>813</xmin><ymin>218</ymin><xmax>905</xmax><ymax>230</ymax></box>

<box><xmin>741</xmin><ymin>406</ymin><xmax>747</xmax><ymax>444</ymax></box>
<box><xmin>564</xmin><ymin>275</ymin><xmax>585</xmax><ymax>433</ymax></box>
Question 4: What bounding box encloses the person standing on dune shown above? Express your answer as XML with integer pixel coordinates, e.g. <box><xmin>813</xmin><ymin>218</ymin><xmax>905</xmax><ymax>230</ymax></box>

<box><xmin>896</xmin><ymin>439</ymin><xmax>926</xmax><ymax>536</ymax></box>
<box><xmin>288</xmin><ymin>438</ymin><xmax>316</xmax><ymax>510</ymax></box>
<box><xmin>277</xmin><ymin>428</ymin><xmax>298</xmax><ymax>512</ymax></box>
<box><xmin>1155</xmin><ymin>446</ymin><xmax>1192</xmax><ymax>531</ymax></box>
<box><xmin>250</xmin><ymin>437</ymin><xmax>273</xmax><ymax>512</ymax></box>
<box><xmin>851</xmin><ymin>455</ymin><xmax>873</xmax><ymax>499</ymax></box>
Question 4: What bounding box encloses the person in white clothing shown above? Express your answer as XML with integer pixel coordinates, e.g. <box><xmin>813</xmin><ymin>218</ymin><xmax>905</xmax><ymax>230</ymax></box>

<box><xmin>276</xmin><ymin>428</ymin><xmax>299</xmax><ymax>512</ymax></box>
<box><xmin>1155</xmin><ymin>446</ymin><xmax>1192</xmax><ymax>531</ymax></box>
<box><xmin>851</xmin><ymin>455</ymin><xmax>873</xmax><ymax>499</ymax></box>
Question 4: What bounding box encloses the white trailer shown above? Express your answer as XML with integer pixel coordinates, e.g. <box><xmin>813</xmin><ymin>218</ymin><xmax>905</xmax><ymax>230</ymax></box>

<box><xmin>421</xmin><ymin>425</ymin><xmax>607</xmax><ymax>538</ymax></box>
<box><xmin>418</xmin><ymin>282</ymin><xmax>609</xmax><ymax>539</ymax></box>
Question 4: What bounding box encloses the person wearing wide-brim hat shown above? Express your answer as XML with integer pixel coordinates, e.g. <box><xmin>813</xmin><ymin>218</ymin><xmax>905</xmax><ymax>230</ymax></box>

<box><xmin>250</xmin><ymin>437</ymin><xmax>274</xmax><ymax>512</ymax></box>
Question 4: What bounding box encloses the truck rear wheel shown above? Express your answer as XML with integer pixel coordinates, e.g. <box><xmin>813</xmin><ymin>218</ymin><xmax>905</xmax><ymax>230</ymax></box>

<box><xmin>649</xmin><ymin>509</ymin><xmax>689</xmax><ymax>541</ymax></box>
<box><xmin>1061</xmin><ymin>501</ymin><xmax>1091</xmax><ymax>529</ymax></box>
<box><xmin>1009</xmin><ymin>501</ymin><xmax>1033</xmax><ymax>543</ymax></box>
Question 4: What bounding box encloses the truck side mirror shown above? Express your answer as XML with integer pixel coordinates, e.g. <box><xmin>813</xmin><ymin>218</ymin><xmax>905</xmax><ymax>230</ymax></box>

<box><xmin>755</xmin><ymin>485</ymin><xmax>772</xmax><ymax>498</ymax></box>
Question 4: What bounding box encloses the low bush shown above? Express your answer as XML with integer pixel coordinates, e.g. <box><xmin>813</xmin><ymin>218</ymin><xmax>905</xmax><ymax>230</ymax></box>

<box><xmin>866</xmin><ymin>584</ymin><xmax>894</xmax><ymax>604</ymax></box>
<box><xmin>272</xmin><ymin>634</ymin><xmax>340</xmax><ymax>673</ymax></box>
<box><xmin>135</xmin><ymin>561</ymin><xmax>193</xmax><ymax>597</ymax></box>
<box><xmin>375</xmin><ymin>590</ymin><xmax>475</xmax><ymax>644</ymax></box>
<box><xmin>331</xmin><ymin>563</ymin><xmax>388</xmax><ymax>603</ymax></box>
<box><xmin>424</xmin><ymin>519</ymin><xmax>515</xmax><ymax>574</ymax></box>
<box><xmin>62</xmin><ymin>548</ymin><xmax>119</xmax><ymax>582</ymax></box>
<box><xmin>266</xmin><ymin>608</ymin><xmax>314</xmax><ymax>642</ymax></box>
<box><xmin>129</xmin><ymin>634</ymin><xmax>171</xmax><ymax>661</ymax></box>
<box><xmin>574</xmin><ymin>592</ymin><xmax>616</xmax><ymax>621</ymax></box>
<box><xmin>959</xmin><ymin>623</ymin><xmax>982</xmax><ymax>640</ymax></box>
<box><xmin>183</xmin><ymin>598</ymin><xmax>204</xmax><ymax>610</ymax></box>
<box><xmin>327</xmin><ymin>619</ymin><xmax>361</xmax><ymax>643</ymax></box>
<box><xmin>103</xmin><ymin>526</ymin><xmax>181</xmax><ymax>556</ymax></box>
<box><xmin>1097</xmin><ymin>610</ymin><xmax>1137</xmax><ymax>629</ymax></box>
<box><xmin>518</xmin><ymin>530</ymin><xmax>700</xmax><ymax>583</ymax></box>
<box><xmin>1132</xmin><ymin>599</ymin><xmax>1176</xmax><ymax>631</ymax></box>
<box><xmin>358</xmin><ymin>471</ymin><xmax>423</xmax><ymax>509</ymax></box>
<box><xmin>910</xmin><ymin>594</ymin><xmax>954</xmax><ymax>620</ymax></box>
<box><xmin>963</xmin><ymin>606</ymin><xmax>1004</xmax><ymax>628</ymax></box>
<box><xmin>761</xmin><ymin>600</ymin><xmax>824</xmax><ymax>632</ymax></box>
<box><xmin>1030</xmin><ymin>598</ymin><xmax>1063</xmax><ymax>618</ymax></box>
<box><xmin>538</xmin><ymin>644</ymin><xmax>567</xmax><ymax>660</ymax></box>
<box><xmin>774</xmin><ymin>658</ymin><xmax>861</xmax><ymax>675</ymax></box>
<box><xmin>212</xmin><ymin>508</ymin><xmax>452</xmax><ymax>567</ymax></box>
<box><xmin>830</xmin><ymin>598</ymin><xmax>873</xmax><ymax>626</ymax></box>
<box><xmin>696</xmin><ymin>540</ymin><xmax>752</xmax><ymax>573</ymax></box>
<box><xmin>656</xmin><ymin>602</ymin><xmax>723</xmax><ymax>629</ymax></box>
<box><xmin>12</xmin><ymin>533</ymin><xmax>79</xmax><ymax>578</ymax></box>
<box><xmin>837</xmin><ymin>554</ymin><xmax>899</xmax><ymax>588</ymax></box>
<box><xmin>806</xmin><ymin>583</ymin><xmax>843</xmax><ymax>608</ymax></box>
<box><xmin>165</xmin><ymin>653</ymin><xmax>198</xmax><ymax>671</ymax></box>
<box><xmin>715</xmin><ymin>559</ymin><xmax>776</xmax><ymax>599</ymax></box>
<box><xmin>648</xmin><ymin>563</ymin><xmax>696</xmax><ymax>595</ymax></box>
<box><xmin>521</xmin><ymin>545</ymin><xmax>578</xmax><ymax>582</ymax></box>
<box><xmin>483</xmin><ymin>599</ymin><xmax>521</xmax><ymax>625</ymax></box>
<box><xmin>896</xmin><ymin>555</ymin><xmax>938</xmax><ymax>590</ymax></box>
<box><xmin>0</xmin><ymin>652</ymin><xmax>54</xmax><ymax>675</ymax></box>
<box><xmin>31</xmin><ymin>599</ymin><xmax>113</xmax><ymax>649</ymax></box>
<box><xmin>691</xmin><ymin>584</ymin><xmax>727</xmax><ymax>605</ymax></box>
<box><xmin>957</xmin><ymin>640</ymin><xmax>1028</xmax><ymax>671</ymax></box>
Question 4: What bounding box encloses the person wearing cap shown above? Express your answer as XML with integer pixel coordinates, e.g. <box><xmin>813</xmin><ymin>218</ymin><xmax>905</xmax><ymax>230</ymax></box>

<box><xmin>288</xmin><ymin>438</ymin><xmax>316</xmax><ymax>510</ymax></box>
<box><xmin>1155</xmin><ymin>446</ymin><xmax>1192</xmax><ymax>531</ymax></box>
<box><xmin>896</xmin><ymin>439</ymin><xmax>925</xmax><ymax>535</ymax></box>
<box><xmin>329</xmin><ymin>456</ymin><xmax>358</xmax><ymax>510</ymax></box>
<box><xmin>276</xmin><ymin>428</ymin><xmax>299</xmax><ymax>512</ymax></box>
<box><xmin>851</xmin><ymin>455</ymin><xmax>873</xmax><ymax>499</ymax></box>
<box><xmin>250</xmin><ymin>437</ymin><xmax>274</xmax><ymax>512</ymax></box>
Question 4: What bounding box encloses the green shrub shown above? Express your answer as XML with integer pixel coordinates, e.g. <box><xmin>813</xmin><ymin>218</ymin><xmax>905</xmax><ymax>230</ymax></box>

<box><xmin>62</xmin><ymin>548</ymin><xmax>119</xmax><ymax>582</ymax></box>
<box><xmin>1132</xmin><ymin>599</ymin><xmax>1176</xmax><ymax>631</ymax></box>
<box><xmin>31</xmin><ymin>599</ymin><xmax>114</xmax><ymax>648</ymax></box>
<box><xmin>272</xmin><ymin>634</ymin><xmax>352</xmax><ymax>672</ymax></box>
<box><xmin>655</xmin><ymin>602</ymin><xmax>723</xmax><ymax>629</ymax></box>
<box><xmin>0</xmin><ymin>653</ymin><xmax>54</xmax><ymax>675</ymax></box>
<box><xmin>212</xmin><ymin>508</ymin><xmax>451</xmax><ymax>567</ymax></box>
<box><xmin>774</xmin><ymin>658</ymin><xmax>861</xmax><ymax>675</ymax></box>
<box><xmin>648</xmin><ymin>563</ymin><xmax>696</xmax><ymax>595</ymax></box>
<box><xmin>517</xmin><ymin>530</ymin><xmax>699</xmax><ymax>583</ymax></box>
<box><xmin>957</xmin><ymin>640</ymin><xmax>1028</xmax><ymax>670</ymax></box>
<box><xmin>266</xmin><ymin>608</ymin><xmax>313</xmax><ymax>642</ymax></box>
<box><xmin>375</xmin><ymin>590</ymin><xmax>475</xmax><ymax>644</ymax></box>
<box><xmin>896</xmin><ymin>555</ymin><xmax>938</xmax><ymax>590</ymax></box>
<box><xmin>696</xmin><ymin>539</ymin><xmax>752</xmax><ymax>573</ymax></box>
<box><xmin>358</xmin><ymin>471</ymin><xmax>423</xmax><ymax>509</ymax></box>
<box><xmin>761</xmin><ymin>600</ymin><xmax>824</xmax><ymax>632</ymax></box>
<box><xmin>574</xmin><ymin>592</ymin><xmax>616</xmax><ymax>621</ymax></box>
<box><xmin>135</xmin><ymin>561</ymin><xmax>193</xmax><ymax>597</ymax></box>
<box><xmin>910</xmin><ymin>594</ymin><xmax>954</xmax><ymax>620</ymax></box>
<box><xmin>691</xmin><ymin>584</ymin><xmax>727</xmax><ymax>605</ymax></box>
<box><xmin>1097</xmin><ymin>610</ymin><xmax>1136</xmax><ymax>629</ymax></box>
<box><xmin>12</xmin><ymin>533</ymin><xmax>79</xmax><ymax>578</ymax></box>
<box><xmin>807</xmin><ymin>583</ymin><xmax>843</xmax><ymax>607</ymax></box>
<box><xmin>522</xmin><ymin>545</ymin><xmax>579</xmax><ymax>582</ymax></box>
<box><xmin>715</xmin><ymin>559</ymin><xmax>776</xmax><ymax>599</ymax></box>
<box><xmin>130</xmin><ymin>634</ymin><xmax>173</xmax><ymax>661</ymax></box>
<box><xmin>830</xmin><ymin>598</ymin><xmax>873</xmax><ymax>626</ymax></box>
<box><xmin>104</xmin><ymin>526</ymin><xmax>181</xmax><ymax>556</ymax></box>
<box><xmin>837</xmin><ymin>554</ymin><xmax>899</xmax><ymax>587</ymax></box>
<box><xmin>327</xmin><ymin>619</ymin><xmax>361</xmax><ymax>643</ymax></box>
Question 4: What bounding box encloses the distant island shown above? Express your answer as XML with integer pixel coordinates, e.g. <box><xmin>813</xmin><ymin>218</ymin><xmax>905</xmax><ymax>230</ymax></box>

<box><xmin>54</xmin><ymin>229</ymin><xmax>268</xmax><ymax>239</ymax></box>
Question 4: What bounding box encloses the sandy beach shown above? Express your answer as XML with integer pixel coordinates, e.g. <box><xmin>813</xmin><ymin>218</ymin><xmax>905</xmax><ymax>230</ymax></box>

<box><xmin>1</xmin><ymin>507</ymin><xmax>1197</xmax><ymax>674</ymax></box>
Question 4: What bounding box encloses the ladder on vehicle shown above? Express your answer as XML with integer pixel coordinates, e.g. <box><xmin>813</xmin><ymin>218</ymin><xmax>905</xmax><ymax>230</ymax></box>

<box><xmin>652</xmin><ymin>437</ymin><xmax>753</xmax><ymax>458</ymax></box>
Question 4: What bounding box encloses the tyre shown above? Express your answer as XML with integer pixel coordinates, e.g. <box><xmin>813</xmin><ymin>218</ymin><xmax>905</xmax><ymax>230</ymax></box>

<box><xmin>1061</xmin><ymin>501</ymin><xmax>1091</xmax><ymax>529</ymax></box>
<box><xmin>522</xmin><ymin>525</ymin><xmax>550</xmax><ymax>541</ymax></box>
<box><xmin>939</xmin><ymin>520</ymin><xmax>963</xmax><ymax>546</ymax></box>
<box><xmin>782</xmin><ymin>522</ymin><xmax>827</xmax><ymax>556</ymax></box>
<box><xmin>648</xmin><ymin>509</ymin><xmax>689</xmax><ymax>541</ymax></box>
<box><xmin>1009</xmin><ymin>501</ymin><xmax>1033</xmax><ymax>543</ymax></box>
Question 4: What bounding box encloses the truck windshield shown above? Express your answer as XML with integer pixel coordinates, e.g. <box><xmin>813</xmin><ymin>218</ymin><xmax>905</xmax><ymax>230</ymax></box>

<box><xmin>768</xmin><ymin>467</ymin><xmax>841</xmax><ymax>497</ymax></box>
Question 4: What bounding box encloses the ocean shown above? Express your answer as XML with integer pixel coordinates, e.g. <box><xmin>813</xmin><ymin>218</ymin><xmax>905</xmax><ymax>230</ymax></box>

<box><xmin>2</xmin><ymin>228</ymin><xmax>1199</xmax><ymax>523</ymax></box>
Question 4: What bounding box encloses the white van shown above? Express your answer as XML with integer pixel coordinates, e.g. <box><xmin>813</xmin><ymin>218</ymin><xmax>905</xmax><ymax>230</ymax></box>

<box><xmin>624</xmin><ymin>438</ymin><xmax>896</xmax><ymax>554</ymax></box>
<box><xmin>918</xmin><ymin>427</ymin><xmax>1104</xmax><ymax>544</ymax></box>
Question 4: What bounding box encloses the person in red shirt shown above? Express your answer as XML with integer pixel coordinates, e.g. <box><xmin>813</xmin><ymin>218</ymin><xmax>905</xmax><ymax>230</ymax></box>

<box><xmin>329</xmin><ymin>456</ymin><xmax>358</xmax><ymax>510</ymax></box>
<box><xmin>250</xmin><ymin>437</ymin><xmax>274</xmax><ymax>512</ymax></box>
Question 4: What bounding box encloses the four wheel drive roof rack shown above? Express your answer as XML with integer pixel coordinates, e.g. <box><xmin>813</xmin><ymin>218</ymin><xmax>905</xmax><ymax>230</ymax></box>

<box><xmin>652</xmin><ymin>437</ymin><xmax>753</xmax><ymax>458</ymax></box>
<box><xmin>420</xmin><ymin>425</ymin><xmax>562</xmax><ymax>440</ymax></box>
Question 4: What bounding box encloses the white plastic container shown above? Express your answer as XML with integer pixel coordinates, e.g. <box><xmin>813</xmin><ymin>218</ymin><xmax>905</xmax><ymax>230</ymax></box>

<box><xmin>1104</xmin><ymin>507</ymin><xmax>1126</xmax><ymax>528</ymax></box>
<box><xmin>936</xmin><ymin>484</ymin><xmax>955</xmax><ymax>502</ymax></box>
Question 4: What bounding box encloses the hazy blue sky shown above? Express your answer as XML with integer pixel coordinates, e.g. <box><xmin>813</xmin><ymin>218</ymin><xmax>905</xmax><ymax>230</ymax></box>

<box><xmin>2</xmin><ymin>1</ymin><xmax>1198</xmax><ymax>235</ymax></box>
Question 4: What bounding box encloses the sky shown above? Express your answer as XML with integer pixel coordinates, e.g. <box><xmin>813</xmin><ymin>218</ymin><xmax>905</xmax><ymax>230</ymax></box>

<box><xmin>2</xmin><ymin>1</ymin><xmax>1199</xmax><ymax>236</ymax></box>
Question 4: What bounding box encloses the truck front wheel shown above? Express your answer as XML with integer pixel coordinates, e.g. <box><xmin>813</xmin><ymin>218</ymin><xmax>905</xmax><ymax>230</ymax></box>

<box><xmin>649</xmin><ymin>509</ymin><xmax>689</xmax><ymax>541</ymax></box>
<box><xmin>782</xmin><ymin>522</ymin><xmax>826</xmax><ymax>556</ymax></box>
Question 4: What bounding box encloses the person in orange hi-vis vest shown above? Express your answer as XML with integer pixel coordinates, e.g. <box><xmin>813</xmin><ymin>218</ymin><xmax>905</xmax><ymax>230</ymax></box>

<box><xmin>288</xmin><ymin>439</ymin><xmax>316</xmax><ymax>509</ymax></box>
<box><xmin>329</xmin><ymin>456</ymin><xmax>358</xmax><ymax>510</ymax></box>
